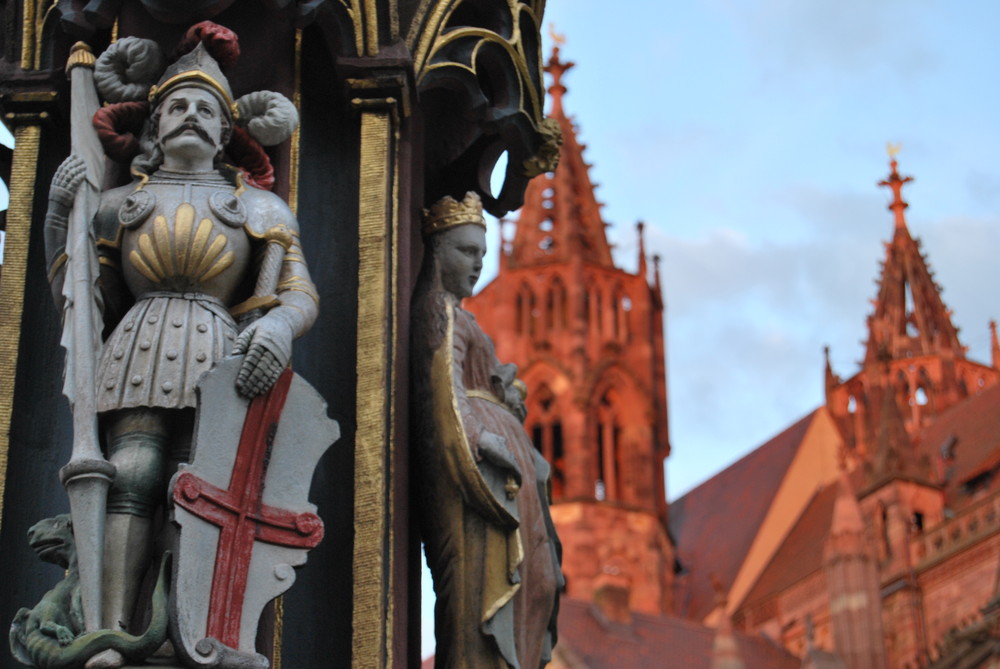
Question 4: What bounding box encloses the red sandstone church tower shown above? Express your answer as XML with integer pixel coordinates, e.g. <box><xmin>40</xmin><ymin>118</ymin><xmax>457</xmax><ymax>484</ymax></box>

<box><xmin>824</xmin><ymin>153</ymin><xmax>1000</xmax><ymax>667</ymax></box>
<box><xmin>825</xmin><ymin>153</ymin><xmax>1000</xmax><ymax>474</ymax></box>
<box><xmin>465</xmin><ymin>45</ymin><xmax>676</xmax><ymax>616</ymax></box>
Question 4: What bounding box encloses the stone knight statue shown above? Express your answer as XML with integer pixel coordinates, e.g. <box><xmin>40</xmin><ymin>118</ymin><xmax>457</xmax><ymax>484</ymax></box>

<box><xmin>11</xmin><ymin>23</ymin><xmax>335</xmax><ymax>669</ymax></box>
<box><xmin>412</xmin><ymin>192</ymin><xmax>563</xmax><ymax>668</ymax></box>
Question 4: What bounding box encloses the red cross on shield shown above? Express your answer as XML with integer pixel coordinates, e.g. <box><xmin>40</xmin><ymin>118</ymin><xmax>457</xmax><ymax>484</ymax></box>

<box><xmin>169</xmin><ymin>356</ymin><xmax>338</xmax><ymax>667</ymax></box>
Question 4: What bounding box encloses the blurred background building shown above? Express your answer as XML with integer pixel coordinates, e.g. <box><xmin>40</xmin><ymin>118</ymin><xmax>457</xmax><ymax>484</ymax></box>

<box><xmin>466</xmin><ymin>45</ymin><xmax>1000</xmax><ymax>669</ymax></box>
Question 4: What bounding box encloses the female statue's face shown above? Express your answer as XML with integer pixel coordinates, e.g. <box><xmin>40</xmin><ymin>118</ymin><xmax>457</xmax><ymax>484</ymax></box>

<box><xmin>436</xmin><ymin>224</ymin><xmax>486</xmax><ymax>299</ymax></box>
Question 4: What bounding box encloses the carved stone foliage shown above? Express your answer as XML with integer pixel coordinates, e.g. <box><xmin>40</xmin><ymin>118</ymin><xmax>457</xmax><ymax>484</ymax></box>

<box><xmin>407</xmin><ymin>0</ymin><xmax>552</xmax><ymax>216</ymax></box>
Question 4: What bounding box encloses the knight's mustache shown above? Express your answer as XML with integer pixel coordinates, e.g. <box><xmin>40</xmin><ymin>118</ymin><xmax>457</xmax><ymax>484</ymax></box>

<box><xmin>163</xmin><ymin>121</ymin><xmax>213</xmax><ymax>144</ymax></box>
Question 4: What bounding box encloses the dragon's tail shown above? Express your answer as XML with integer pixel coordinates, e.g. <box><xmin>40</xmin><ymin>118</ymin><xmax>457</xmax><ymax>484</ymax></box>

<box><xmin>31</xmin><ymin>551</ymin><xmax>172</xmax><ymax>669</ymax></box>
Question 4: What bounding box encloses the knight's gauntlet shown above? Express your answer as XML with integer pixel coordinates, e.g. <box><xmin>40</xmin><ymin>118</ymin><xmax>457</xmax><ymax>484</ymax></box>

<box><xmin>44</xmin><ymin>185</ymin><xmax>74</xmax><ymax>275</ymax></box>
<box><xmin>44</xmin><ymin>155</ymin><xmax>87</xmax><ymax>276</ymax></box>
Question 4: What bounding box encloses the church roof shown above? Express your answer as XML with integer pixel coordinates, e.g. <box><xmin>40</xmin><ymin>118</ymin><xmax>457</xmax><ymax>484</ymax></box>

<box><xmin>918</xmin><ymin>381</ymin><xmax>1000</xmax><ymax>504</ymax></box>
<box><xmin>670</xmin><ymin>411</ymin><xmax>818</xmax><ymax>621</ymax></box>
<box><xmin>729</xmin><ymin>385</ymin><xmax>1000</xmax><ymax>613</ymax></box>
<box><xmin>507</xmin><ymin>46</ymin><xmax>615</xmax><ymax>269</ymax></box>
<box><xmin>555</xmin><ymin>598</ymin><xmax>800</xmax><ymax>669</ymax></box>
<box><xmin>740</xmin><ymin>481</ymin><xmax>840</xmax><ymax>608</ymax></box>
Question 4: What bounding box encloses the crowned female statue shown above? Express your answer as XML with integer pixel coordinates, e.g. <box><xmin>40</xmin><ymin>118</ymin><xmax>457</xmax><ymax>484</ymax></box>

<box><xmin>411</xmin><ymin>192</ymin><xmax>562</xmax><ymax>669</ymax></box>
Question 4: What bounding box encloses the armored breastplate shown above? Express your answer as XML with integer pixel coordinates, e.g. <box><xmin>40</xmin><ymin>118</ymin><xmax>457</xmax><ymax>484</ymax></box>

<box><xmin>118</xmin><ymin>171</ymin><xmax>252</xmax><ymax>305</ymax></box>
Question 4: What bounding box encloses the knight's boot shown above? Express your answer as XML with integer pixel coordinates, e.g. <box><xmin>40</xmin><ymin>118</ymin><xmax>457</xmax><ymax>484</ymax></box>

<box><xmin>102</xmin><ymin>513</ymin><xmax>154</xmax><ymax>631</ymax></box>
<box><xmin>101</xmin><ymin>409</ymin><xmax>169</xmax><ymax>634</ymax></box>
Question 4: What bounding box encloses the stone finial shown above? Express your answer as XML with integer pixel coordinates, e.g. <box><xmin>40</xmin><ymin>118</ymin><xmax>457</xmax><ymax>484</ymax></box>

<box><xmin>878</xmin><ymin>145</ymin><xmax>914</xmax><ymax>231</ymax></box>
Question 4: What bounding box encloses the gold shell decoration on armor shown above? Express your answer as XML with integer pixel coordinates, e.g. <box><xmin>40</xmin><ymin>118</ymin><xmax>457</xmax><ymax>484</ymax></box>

<box><xmin>129</xmin><ymin>203</ymin><xmax>234</xmax><ymax>284</ymax></box>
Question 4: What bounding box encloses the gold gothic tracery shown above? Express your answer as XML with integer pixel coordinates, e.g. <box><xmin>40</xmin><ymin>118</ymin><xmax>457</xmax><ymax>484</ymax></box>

<box><xmin>21</xmin><ymin>0</ymin><xmax>59</xmax><ymax>69</ymax></box>
<box><xmin>407</xmin><ymin>0</ymin><xmax>547</xmax><ymax>125</ymax></box>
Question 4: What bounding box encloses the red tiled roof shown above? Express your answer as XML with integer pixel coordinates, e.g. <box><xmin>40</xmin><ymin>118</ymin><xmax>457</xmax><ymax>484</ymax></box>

<box><xmin>556</xmin><ymin>597</ymin><xmax>800</xmax><ymax>668</ymax></box>
<box><xmin>741</xmin><ymin>482</ymin><xmax>839</xmax><ymax>608</ymax></box>
<box><xmin>670</xmin><ymin>411</ymin><xmax>818</xmax><ymax>620</ymax></box>
<box><xmin>918</xmin><ymin>383</ymin><xmax>1000</xmax><ymax>505</ymax></box>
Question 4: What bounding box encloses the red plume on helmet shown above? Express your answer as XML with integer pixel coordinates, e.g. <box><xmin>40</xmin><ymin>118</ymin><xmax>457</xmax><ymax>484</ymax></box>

<box><xmin>172</xmin><ymin>21</ymin><xmax>240</xmax><ymax>69</ymax></box>
<box><xmin>91</xmin><ymin>21</ymin><xmax>295</xmax><ymax>192</ymax></box>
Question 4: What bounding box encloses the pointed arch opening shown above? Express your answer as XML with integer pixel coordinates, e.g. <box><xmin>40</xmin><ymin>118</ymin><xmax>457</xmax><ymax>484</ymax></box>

<box><xmin>525</xmin><ymin>379</ymin><xmax>565</xmax><ymax>499</ymax></box>
<box><xmin>620</xmin><ymin>293</ymin><xmax>632</xmax><ymax>341</ymax></box>
<box><xmin>545</xmin><ymin>285</ymin><xmax>554</xmax><ymax>332</ymax></box>
<box><xmin>550</xmin><ymin>276</ymin><xmax>567</xmax><ymax>331</ymax></box>
<box><xmin>516</xmin><ymin>283</ymin><xmax>536</xmax><ymax>337</ymax></box>
<box><xmin>903</xmin><ymin>280</ymin><xmax>919</xmax><ymax>337</ymax></box>
<box><xmin>594</xmin><ymin>289</ymin><xmax>603</xmax><ymax>336</ymax></box>
<box><xmin>611</xmin><ymin>285</ymin><xmax>622</xmax><ymax>340</ymax></box>
<box><xmin>595</xmin><ymin>388</ymin><xmax>621</xmax><ymax>501</ymax></box>
<box><xmin>876</xmin><ymin>500</ymin><xmax>891</xmax><ymax>561</ymax></box>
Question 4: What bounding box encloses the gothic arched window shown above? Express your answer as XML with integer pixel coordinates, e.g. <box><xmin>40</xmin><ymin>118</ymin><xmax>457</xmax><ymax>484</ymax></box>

<box><xmin>595</xmin><ymin>389</ymin><xmax>620</xmax><ymax>501</ymax></box>
<box><xmin>527</xmin><ymin>382</ymin><xmax>565</xmax><ymax>499</ymax></box>
<box><xmin>517</xmin><ymin>283</ymin><xmax>536</xmax><ymax>337</ymax></box>
<box><xmin>551</xmin><ymin>276</ymin><xmax>567</xmax><ymax>330</ymax></box>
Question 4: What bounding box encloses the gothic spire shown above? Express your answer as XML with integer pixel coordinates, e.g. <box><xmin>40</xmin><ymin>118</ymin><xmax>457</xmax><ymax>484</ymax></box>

<box><xmin>508</xmin><ymin>43</ymin><xmax>615</xmax><ymax>269</ymax></box>
<box><xmin>864</xmin><ymin>152</ymin><xmax>964</xmax><ymax>367</ymax></box>
<box><xmin>653</xmin><ymin>253</ymin><xmax>664</xmax><ymax>307</ymax></box>
<box><xmin>826</xmin><ymin>150</ymin><xmax>1000</xmax><ymax>475</ymax></box>
<box><xmin>636</xmin><ymin>221</ymin><xmax>648</xmax><ymax>279</ymax></box>
<box><xmin>824</xmin><ymin>345</ymin><xmax>836</xmax><ymax>399</ymax></box>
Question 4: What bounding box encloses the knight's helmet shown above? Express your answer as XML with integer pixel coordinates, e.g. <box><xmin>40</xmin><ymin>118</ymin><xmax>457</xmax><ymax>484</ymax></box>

<box><xmin>147</xmin><ymin>42</ymin><xmax>238</xmax><ymax>123</ymax></box>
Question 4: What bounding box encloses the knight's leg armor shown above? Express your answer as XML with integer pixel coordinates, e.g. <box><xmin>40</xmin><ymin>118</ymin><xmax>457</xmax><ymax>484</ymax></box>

<box><xmin>102</xmin><ymin>408</ymin><xmax>170</xmax><ymax>633</ymax></box>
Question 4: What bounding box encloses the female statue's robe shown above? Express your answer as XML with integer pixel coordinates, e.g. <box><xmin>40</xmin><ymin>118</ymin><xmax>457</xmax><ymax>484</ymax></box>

<box><xmin>414</xmin><ymin>294</ymin><xmax>561</xmax><ymax>669</ymax></box>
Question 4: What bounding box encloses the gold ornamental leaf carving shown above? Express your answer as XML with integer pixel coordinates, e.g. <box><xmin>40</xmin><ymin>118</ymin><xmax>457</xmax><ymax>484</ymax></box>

<box><xmin>407</xmin><ymin>0</ymin><xmax>551</xmax><ymax>215</ymax></box>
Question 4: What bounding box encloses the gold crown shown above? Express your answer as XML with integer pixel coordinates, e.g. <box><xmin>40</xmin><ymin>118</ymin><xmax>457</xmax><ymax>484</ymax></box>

<box><xmin>422</xmin><ymin>191</ymin><xmax>486</xmax><ymax>237</ymax></box>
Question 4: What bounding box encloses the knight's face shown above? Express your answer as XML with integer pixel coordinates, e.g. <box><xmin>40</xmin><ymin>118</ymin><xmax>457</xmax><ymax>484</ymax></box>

<box><xmin>436</xmin><ymin>224</ymin><xmax>486</xmax><ymax>299</ymax></box>
<box><xmin>157</xmin><ymin>87</ymin><xmax>225</xmax><ymax>160</ymax></box>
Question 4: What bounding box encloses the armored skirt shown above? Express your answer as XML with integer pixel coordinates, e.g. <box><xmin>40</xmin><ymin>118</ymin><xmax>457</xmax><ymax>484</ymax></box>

<box><xmin>96</xmin><ymin>292</ymin><xmax>236</xmax><ymax>413</ymax></box>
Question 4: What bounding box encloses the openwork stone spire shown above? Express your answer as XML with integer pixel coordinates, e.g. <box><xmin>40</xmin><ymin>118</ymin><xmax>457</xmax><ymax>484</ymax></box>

<box><xmin>865</xmin><ymin>153</ymin><xmax>962</xmax><ymax>366</ymax></box>
<box><xmin>508</xmin><ymin>43</ymin><xmax>615</xmax><ymax>269</ymax></box>
<box><xmin>825</xmin><ymin>150</ymin><xmax>1000</xmax><ymax>470</ymax></box>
